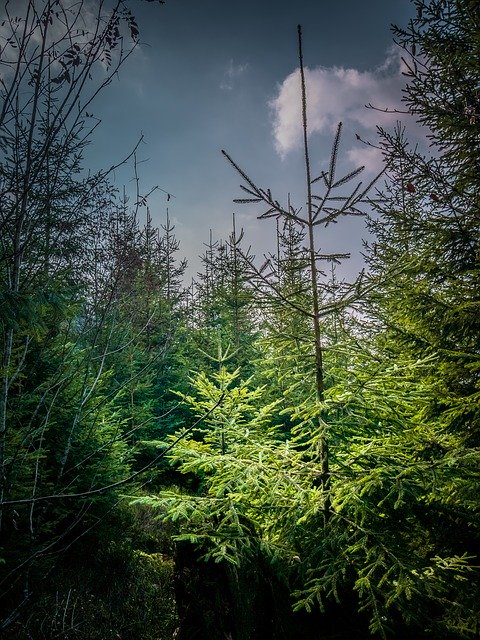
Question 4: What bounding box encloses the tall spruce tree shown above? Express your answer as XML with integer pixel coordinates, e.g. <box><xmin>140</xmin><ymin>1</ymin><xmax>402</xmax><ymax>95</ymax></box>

<box><xmin>222</xmin><ymin>25</ymin><xmax>377</xmax><ymax>514</ymax></box>
<box><xmin>294</xmin><ymin>2</ymin><xmax>480</xmax><ymax>634</ymax></box>
<box><xmin>349</xmin><ymin>0</ymin><xmax>480</xmax><ymax>634</ymax></box>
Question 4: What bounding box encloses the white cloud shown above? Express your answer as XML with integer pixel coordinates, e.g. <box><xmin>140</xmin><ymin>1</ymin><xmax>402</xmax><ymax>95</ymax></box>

<box><xmin>220</xmin><ymin>59</ymin><xmax>249</xmax><ymax>91</ymax></box>
<box><xmin>347</xmin><ymin>144</ymin><xmax>384</xmax><ymax>176</ymax></box>
<box><xmin>270</xmin><ymin>49</ymin><xmax>409</xmax><ymax>162</ymax></box>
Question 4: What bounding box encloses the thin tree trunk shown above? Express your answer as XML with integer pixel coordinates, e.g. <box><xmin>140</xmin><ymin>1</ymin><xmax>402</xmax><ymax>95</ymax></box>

<box><xmin>298</xmin><ymin>25</ymin><xmax>330</xmax><ymax>511</ymax></box>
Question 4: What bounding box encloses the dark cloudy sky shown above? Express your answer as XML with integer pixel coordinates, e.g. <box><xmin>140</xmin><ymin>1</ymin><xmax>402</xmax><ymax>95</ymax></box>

<box><xmin>88</xmin><ymin>0</ymin><xmax>416</xmax><ymax>279</ymax></box>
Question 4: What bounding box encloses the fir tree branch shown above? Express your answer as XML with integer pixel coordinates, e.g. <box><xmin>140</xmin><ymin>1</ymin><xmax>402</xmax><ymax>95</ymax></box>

<box><xmin>1</xmin><ymin>392</ymin><xmax>226</xmax><ymax>506</ymax></box>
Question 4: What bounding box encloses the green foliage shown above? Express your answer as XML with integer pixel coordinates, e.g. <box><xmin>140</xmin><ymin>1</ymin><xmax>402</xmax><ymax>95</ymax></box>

<box><xmin>2</xmin><ymin>1</ymin><xmax>480</xmax><ymax>638</ymax></box>
<box><xmin>0</xmin><ymin>0</ymin><xmax>182</xmax><ymax>631</ymax></box>
<box><xmin>186</xmin><ymin>216</ymin><xmax>260</xmax><ymax>381</ymax></box>
<box><xmin>131</xmin><ymin>7</ymin><xmax>480</xmax><ymax>637</ymax></box>
<box><xmin>3</xmin><ymin>504</ymin><xmax>177</xmax><ymax>640</ymax></box>
<box><xmin>135</xmin><ymin>367</ymin><xmax>300</xmax><ymax>565</ymax></box>
<box><xmin>292</xmin><ymin>337</ymin><xmax>479</xmax><ymax>637</ymax></box>
<box><xmin>147</xmin><ymin>330</ymin><xmax>479</xmax><ymax>635</ymax></box>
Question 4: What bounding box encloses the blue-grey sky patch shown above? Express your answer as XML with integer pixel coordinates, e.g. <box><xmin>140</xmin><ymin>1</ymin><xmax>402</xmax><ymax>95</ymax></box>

<box><xmin>220</xmin><ymin>59</ymin><xmax>249</xmax><ymax>91</ymax></box>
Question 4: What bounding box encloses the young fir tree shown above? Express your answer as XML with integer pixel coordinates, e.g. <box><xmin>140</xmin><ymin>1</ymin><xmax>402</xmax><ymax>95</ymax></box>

<box><xmin>222</xmin><ymin>25</ymin><xmax>377</xmax><ymax>516</ymax></box>
<box><xmin>251</xmin><ymin>218</ymin><xmax>315</xmax><ymax>435</ymax></box>
<box><xmin>189</xmin><ymin>216</ymin><xmax>259</xmax><ymax>377</ymax></box>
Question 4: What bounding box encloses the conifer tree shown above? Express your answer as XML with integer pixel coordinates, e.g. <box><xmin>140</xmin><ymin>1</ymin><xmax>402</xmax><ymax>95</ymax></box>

<box><xmin>222</xmin><ymin>25</ymin><xmax>377</xmax><ymax>508</ymax></box>
<box><xmin>342</xmin><ymin>0</ymin><xmax>480</xmax><ymax>633</ymax></box>
<box><xmin>190</xmin><ymin>217</ymin><xmax>259</xmax><ymax>376</ymax></box>
<box><xmin>292</xmin><ymin>2</ymin><xmax>480</xmax><ymax>631</ymax></box>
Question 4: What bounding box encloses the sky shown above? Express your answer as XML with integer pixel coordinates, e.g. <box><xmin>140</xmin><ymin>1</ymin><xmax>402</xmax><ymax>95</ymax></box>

<box><xmin>87</xmin><ymin>0</ymin><xmax>416</xmax><ymax>281</ymax></box>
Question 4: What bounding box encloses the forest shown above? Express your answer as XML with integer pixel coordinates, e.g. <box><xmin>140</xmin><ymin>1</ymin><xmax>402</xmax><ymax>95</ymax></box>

<box><xmin>0</xmin><ymin>0</ymin><xmax>479</xmax><ymax>638</ymax></box>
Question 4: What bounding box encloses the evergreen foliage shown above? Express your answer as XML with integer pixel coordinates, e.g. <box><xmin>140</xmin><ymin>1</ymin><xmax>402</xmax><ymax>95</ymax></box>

<box><xmin>1</xmin><ymin>0</ymin><xmax>479</xmax><ymax>638</ymax></box>
<box><xmin>0</xmin><ymin>2</ymin><xmax>183</xmax><ymax>636</ymax></box>
<box><xmin>138</xmin><ymin>5</ymin><xmax>480</xmax><ymax>637</ymax></box>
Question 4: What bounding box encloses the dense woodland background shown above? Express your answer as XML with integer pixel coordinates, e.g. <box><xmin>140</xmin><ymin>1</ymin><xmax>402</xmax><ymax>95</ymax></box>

<box><xmin>0</xmin><ymin>0</ymin><xmax>479</xmax><ymax>638</ymax></box>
